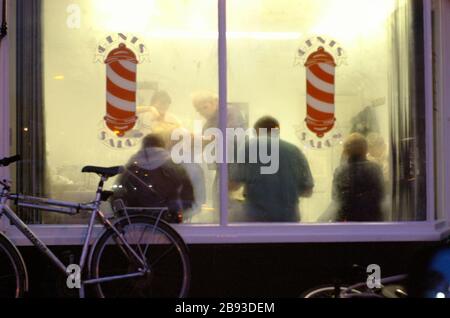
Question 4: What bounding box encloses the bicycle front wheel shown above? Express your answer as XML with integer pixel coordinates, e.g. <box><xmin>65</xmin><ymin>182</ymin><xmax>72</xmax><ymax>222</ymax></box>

<box><xmin>0</xmin><ymin>232</ymin><xmax>27</xmax><ymax>298</ymax></box>
<box><xmin>89</xmin><ymin>215</ymin><xmax>190</xmax><ymax>298</ymax></box>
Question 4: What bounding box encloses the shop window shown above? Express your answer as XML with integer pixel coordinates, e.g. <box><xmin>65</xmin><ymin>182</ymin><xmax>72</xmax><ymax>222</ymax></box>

<box><xmin>13</xmin><ymin>0</ymin><xmax>428</xmax><ymax>226</ymax></box>
<box><xmin>226</xmin><ymin>0</ymin><xmax>427</xmax><ymax>223</ymax></box>
<box><xmin>16</xmin><ymin>0</ymin><xmax>218</xmax><ymax>224</ymax></box>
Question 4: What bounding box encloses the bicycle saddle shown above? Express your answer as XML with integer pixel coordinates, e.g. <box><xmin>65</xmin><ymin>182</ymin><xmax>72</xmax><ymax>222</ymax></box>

<box><xmin>82</xmin><ymin>166</ymin><xmax>124</xmax><ymax>177</ymax></box>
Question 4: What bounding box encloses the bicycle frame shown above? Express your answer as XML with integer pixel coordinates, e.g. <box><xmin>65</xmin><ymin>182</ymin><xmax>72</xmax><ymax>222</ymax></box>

<box><xmin>0</xmin><ymin>177</ymin><xmax>148</xmax><ymax>298</ymax></box>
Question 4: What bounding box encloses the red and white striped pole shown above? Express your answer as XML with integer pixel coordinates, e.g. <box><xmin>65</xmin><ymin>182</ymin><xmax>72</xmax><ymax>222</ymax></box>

<box><xmin>104</xmin><ymin>43</ymin><xmax>138</xmax><ymax>137</ymax></box>
<box><xmin>305</xmin><ymin>47</ymin><xmax>336</xmax><ymax>138</ymax></box>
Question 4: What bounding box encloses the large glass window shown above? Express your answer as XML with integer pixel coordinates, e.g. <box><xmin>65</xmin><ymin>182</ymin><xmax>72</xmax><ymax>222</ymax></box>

<box><xmin>227</xmin><ymin>0</ymin><xmax>427</xmax><ymax>223</ymax></box>
<box><xmin>13</xmin><ymin>0</ymin><xmax>428</xmax><ymax>226</ymax></box>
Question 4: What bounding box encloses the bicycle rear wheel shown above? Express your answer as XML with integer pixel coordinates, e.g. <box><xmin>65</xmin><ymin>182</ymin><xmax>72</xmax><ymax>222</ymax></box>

<box><xmin>89</xmin><ymin>215</ymin><xmax>190</xmax><ymax>298</ymax></box>
<box><xmin>301</xmin><ymin>285</ymin><xmax>361</xmax><ymax>298</ymax></box>
<box><xmin>0</xmin><ymin>232</ymin><xmax>27</xmax><ymax>298</ymax></box>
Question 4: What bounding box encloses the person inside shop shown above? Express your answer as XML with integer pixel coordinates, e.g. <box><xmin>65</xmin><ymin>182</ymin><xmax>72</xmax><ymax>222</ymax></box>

<box><xmin>166</xmin><ymin>130</ymin><xmax>206</xmax><ymax>222</ymax></box>
<box><xmin>192</xmin><ymin>90</ymin><xmax>247</xmax><ymax>139</ymax></box>
<box><xmin>191</xmin><ymin>91</ymin><xmax>247</xmax><ymax>221</ymax></box>
<box><xmin>367</xmin><ymin>132</ymin><xmax>389</xmax><ymax>182</ymax></box>
<box><xmin>229</xmin><ymin>116</ymin><xmax>314</xmax><ymax>223</ymax></box>
<box><xmin>138</xmin><ymin>90</ymin><xmax>181</xmax><ymax>138</ymax></box>
<box><xmin>332</xmin><ymin>133</ymin><xmax>385</xmax><ymax>222</ymax></box>
<box><xmin>111</xmin><ymin>133</ymin><xmax>194</xmax><ymax>223</ymax></box>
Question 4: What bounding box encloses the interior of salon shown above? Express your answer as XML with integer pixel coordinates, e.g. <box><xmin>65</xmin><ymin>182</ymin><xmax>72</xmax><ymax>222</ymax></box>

<box><xmin>33</xmin><ymin>0</ymin><xmax>425</xmax><ymax>224</ymax></box>
<box><xmin>2</xmin><ymin>0</ymin><xmax>450</xmax><ymax>301</ymax></box>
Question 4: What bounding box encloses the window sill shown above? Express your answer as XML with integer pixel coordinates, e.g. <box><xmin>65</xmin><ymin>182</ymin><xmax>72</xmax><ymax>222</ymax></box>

<box><xmin>1</xmin><ymin>221</ymin><xmax>448</xmax><ymax>246</ymax></box>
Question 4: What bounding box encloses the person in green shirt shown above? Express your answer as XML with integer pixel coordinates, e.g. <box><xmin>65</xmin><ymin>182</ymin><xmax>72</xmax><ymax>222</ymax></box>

<box><xmin>230</xmin><ymin>116</ymin><xmax>314</xmax><ymax>223</ymax></box>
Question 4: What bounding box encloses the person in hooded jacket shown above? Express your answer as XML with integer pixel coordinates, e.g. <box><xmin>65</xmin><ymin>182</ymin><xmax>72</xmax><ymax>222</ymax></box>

<box><xmin>332</xmin><ymin>133</ymin><xmax>385</xmax><ymax>222</ymax></box>
<box><xmin>112</xmin><ymin>134</ymin><xmax>194</xmax><ymax>223</ymax></box>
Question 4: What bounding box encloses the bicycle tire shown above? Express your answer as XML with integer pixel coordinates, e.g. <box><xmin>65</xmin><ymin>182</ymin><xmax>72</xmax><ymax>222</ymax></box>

<box><xmin>0</xmin><ymin>232</ymin><xmax>28</xmax><ymax>298</ymax></box>
<box><xmin>89</xmin><ymin>215</ymin><xmax>190</xmax><ymax>298</ymax></box>
<box><xmin>300</xmin><ymin>285</ymin><xmax>361</xmax><ymax>298</ymax></box>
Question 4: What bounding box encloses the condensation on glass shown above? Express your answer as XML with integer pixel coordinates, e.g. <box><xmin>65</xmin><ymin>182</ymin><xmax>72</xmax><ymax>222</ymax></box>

<box><xmin>14</xmin><ymin>0</ymin><xmax>427</xmax><ymax>225</ymax></box>
<box><xmin>226</xmin><ymin>0</ymin><xmax>426</xmax><ymax>223</ymax></box>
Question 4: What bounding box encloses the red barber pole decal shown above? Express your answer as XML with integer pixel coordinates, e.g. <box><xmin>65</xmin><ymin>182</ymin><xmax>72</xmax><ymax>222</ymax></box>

<box><xmin>104</xmin><ymin>43</ymin><xmax>138</xmax><ymax>137</ymax></box>
<box><xmin>305</xmin><ymin>47</ymin><xmax>336</xmax><ymax>138</ymax></box>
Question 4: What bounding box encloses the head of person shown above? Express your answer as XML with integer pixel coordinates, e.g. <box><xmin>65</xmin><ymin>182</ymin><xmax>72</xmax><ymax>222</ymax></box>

<box><xmin>254</xmin><ymin>116</ymin><xmax>280</xmax><ymax>137</ymax></box>
<box><xmin>343</xmin><ymin>133</ymin><xmax>368</xmax><ymax>162</ymax></box>
<box><xmin>367</xmin><ymin>133</ymin><xmax>386</xmax><ymax>158</ymax></box>
<box><xmin>151</xmin><ymin>90</ymin><xmax>172</xmax><ymax>115</ymax></box>
<box><xmin>141</xmin><ymin>133</ymin><xmax>166</xmax><ymax>150</ymax></box>
<box><xmin>192</xmin><ymin>91</ymin><xmax>218</xmax><ymax>120</ymax></box>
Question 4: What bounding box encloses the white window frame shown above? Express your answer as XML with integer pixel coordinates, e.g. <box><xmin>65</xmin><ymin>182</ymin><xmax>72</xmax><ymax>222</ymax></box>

<box><xmin>1</xmin><ymin>0</ymin><xmax>450</xmax><ymax>246</ymax></box>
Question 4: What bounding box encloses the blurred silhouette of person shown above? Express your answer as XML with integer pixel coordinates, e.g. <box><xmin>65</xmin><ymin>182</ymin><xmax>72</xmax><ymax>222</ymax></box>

<box><xmin>367</xmin><ymin>133</ymin><xmax>389</xmax><ymax>182</ymax></box>
<box><xmin>167</xmin><ymin>131</ymin><xmax>206</xmax><ymax>222</ymax></box>
<box><xmin>191</xmin><ymin>91</ymin><xmax>247</xmax><ymax>221</ymax></box>
<box><xmin>138</xmin><ymin>90</ymin><xmax>181</xmax><ymax>139</ymax></box>
<box><xmin>350</xmin><ymin>106</ymin><xmax>380</xmax><ymax>136</ymax></box>
<box><xmin>332</xmin><ymin>133</ymin><xmax>385</xmax><ymax>222</ymax></box>
<box><xmin>112</xmin><ymin>134</ymin><xmax>194</xmax><ymax>223</ymax></box>
<box><xmin>229</xmin><ymin>116</ymin><xmax>314</xmax><ymax>223</ymax></box>
<box><xmin>192</xmin><ymin>91</ymin><xmax>247</xmax><ymax>139</ymax></box>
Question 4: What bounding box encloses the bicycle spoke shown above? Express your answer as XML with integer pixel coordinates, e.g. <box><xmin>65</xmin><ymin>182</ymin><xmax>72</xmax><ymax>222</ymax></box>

<box><xmin>135</xmin><ymin>225</ymin><xmax>152</xmax><ymax>264</ymax></box>
<box><xmin>149</xmin><ymin>245</ymin><xmax>176</xmax><ymax>268</ymax></box>
<box><xmin>142</xmin><ymin>228</ymin><xmax>162</xmax><ymax>257</ymax></box>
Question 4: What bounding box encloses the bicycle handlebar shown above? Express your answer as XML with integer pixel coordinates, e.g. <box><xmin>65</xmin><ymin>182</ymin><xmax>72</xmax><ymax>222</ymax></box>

<box><xmin>0</xmin><ymin>155</ymin><xmax>21</xmax><ymax>167</ymax></box>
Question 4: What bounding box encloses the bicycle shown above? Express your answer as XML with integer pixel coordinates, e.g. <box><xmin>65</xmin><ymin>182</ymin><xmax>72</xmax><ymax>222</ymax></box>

<box><xmin>0</xmin><ymin>155</ymin><xmax>190</xmax><ymax>298</ymax></box>
<box><xmin>301</xmin><ymin>264</ymin><xmax>408</xmax><ymax>298</ymax></box>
